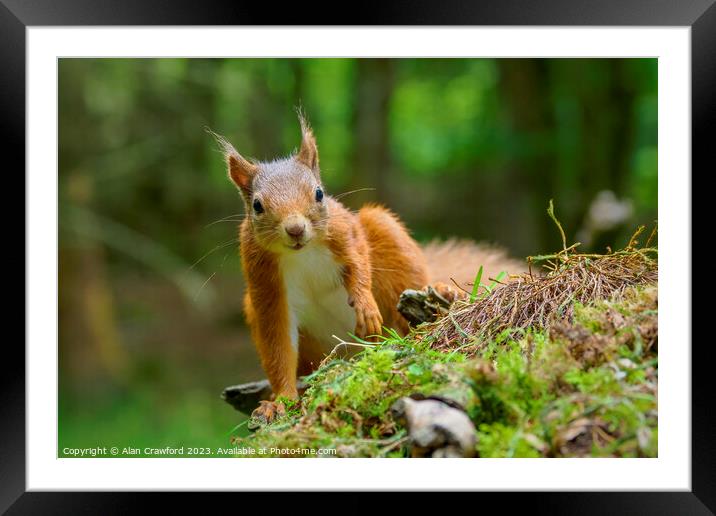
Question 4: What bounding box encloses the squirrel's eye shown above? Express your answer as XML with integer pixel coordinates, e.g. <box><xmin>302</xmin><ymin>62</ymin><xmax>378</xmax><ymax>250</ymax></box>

<box><xmin>252</xmin><ymin>199</ymin><xmax>264</xmax><ymax>214</ymax></box>
<box><xmin>315</xmin><ymin>188</ymin><xmax>324</xmax><ymax>202</ymax></box>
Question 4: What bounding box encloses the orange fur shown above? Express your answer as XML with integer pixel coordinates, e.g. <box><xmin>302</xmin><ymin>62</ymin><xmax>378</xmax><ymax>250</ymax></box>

<box><xmin>240</xmin><ymin>225</ymin><xmax>298</xmax><ymax>399</ymax></box>
<box><xmin>358</xmin><ymin>204</ymin><xmax>429</xmax><ymax>334</ymax></box>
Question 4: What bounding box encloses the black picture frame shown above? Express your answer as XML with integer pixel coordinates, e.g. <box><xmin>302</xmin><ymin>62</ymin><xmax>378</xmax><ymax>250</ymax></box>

<box><xmin>3</xmin><ymin>0</ymin><xmax>709</xmax><ymax>512</ymax></box>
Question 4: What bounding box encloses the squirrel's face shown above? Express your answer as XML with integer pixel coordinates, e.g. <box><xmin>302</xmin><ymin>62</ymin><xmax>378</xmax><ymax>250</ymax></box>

<box><xmin>248</xmin><ymin>159</ymin><xmax>328</xmax><ymax>253</ymax></box>
<box><xmin>218</xmin><ymin>113</ymin><xmax>326</xmax><ymax>253</ymax></box>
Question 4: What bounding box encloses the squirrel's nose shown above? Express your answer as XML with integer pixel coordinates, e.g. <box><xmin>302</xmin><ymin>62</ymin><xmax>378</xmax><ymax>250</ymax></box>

<box><xmin>284</xmin><ymin>222</ymin><xmax>306</xmax><ymax>239</ymax></box>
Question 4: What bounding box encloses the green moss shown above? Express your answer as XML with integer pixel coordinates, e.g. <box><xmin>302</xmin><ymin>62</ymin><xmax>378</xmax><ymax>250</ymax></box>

<box><xmin>233</xmin><ymin>285</ymin><xmax>657</xmax><ymax>458</ymax></box>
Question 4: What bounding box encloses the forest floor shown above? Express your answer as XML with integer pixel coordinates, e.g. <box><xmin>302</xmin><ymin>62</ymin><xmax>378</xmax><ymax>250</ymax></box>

<box><xmin>231</xmin><ymin>228</ymin><xmax>658</xmax><ymax>458</ymax></box>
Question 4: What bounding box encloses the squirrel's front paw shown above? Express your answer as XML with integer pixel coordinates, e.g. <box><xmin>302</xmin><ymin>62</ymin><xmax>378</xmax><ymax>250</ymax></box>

<box><xmin>248</xmin><ymin>400</ymin><xmax>286</xmax><ymax>430</ymax></box>
<box><xmin>354</xmin><ymin>298</ymin><xmax>383</xmax><ymax>339</ymax></box>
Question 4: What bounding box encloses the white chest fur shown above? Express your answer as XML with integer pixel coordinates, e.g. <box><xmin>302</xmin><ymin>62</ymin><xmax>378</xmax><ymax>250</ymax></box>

<box><xmin>279</xmin><ymin>244</ymin><xmax>357</xmax><ymax>353</ymax></box>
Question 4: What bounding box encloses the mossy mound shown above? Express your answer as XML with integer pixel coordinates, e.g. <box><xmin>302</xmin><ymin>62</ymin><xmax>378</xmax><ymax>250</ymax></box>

<box><xmin>232</xmin><ymin>284</ymin><xmax>657</xmax><ymax>458</ymax></box>
<box><xmin>425</xmin><ymin>237</ymin><xmax>657</xmax><ymax>355</ymax></box>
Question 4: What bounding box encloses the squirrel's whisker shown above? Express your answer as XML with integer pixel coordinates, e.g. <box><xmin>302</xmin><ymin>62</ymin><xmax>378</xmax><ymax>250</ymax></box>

<box><xmin>204</xmin><ymin>213</ymin><xmax>248</xmax><ymax>228</ymax></box>
<box><xmin>205</xmin><ymin>219</ymin><xmax>247</xmax><ymax>228</ymax></box>
<box><xmin>192</xmin><ymin>251</ymin><xmax>234</xmax><ymax>302</ymax></box>
<box><xmin>332</xmin><ymin>188</ymin><xmax>376</xmax><ymax>200</ymax></box>
<box><xmin>189</xmin><ymin>238</ymin><xmax>239</xmax><ymax>271</ymax></box>
<box><xmin>193</xmin><ymin>271</ymin><xmax>217</xmax><ymax>301</ymax></box>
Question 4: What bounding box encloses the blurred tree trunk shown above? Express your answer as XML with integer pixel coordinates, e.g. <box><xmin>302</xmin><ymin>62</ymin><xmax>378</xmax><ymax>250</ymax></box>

<box><xmin>351</xmin><ymin>59</ymin><xmax>395</xmax><ymax>204</ymax></box>
<box><xmin>577</xmin><ymin>60</ymin><xmax>638</xmax><ymax>251</ymax></box>
<box><xmin>498</xmin><ymin>59</ymin><xmax>557</xmax><ymax>252</ymax></box>
<box><xmin>61</xmin><ymin>172</ymin><xmax>128</xmax><ymax>385</ymax></box>
<box><xmin>608</xmin><ymin>60</ymin><xmax>638</xmax><ymax>195</ymax></box>
<box><xmin>247</xmin><ymin>63</ymin><xmax>285</xmax><ymax>159</ymax></box>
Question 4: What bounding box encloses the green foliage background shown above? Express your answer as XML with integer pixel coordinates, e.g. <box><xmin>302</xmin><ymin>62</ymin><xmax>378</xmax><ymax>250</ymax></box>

<box><xmin>58</xmin><ymin>58</ymin><xmax>657</xmax><ymax>455</ymax></box>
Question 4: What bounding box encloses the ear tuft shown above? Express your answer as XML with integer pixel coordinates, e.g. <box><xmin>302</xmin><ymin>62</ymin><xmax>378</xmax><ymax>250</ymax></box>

<box><xmin>296</xmin><ymin>111</ymin><xmax>319</xmax><ymax>172</ymax></box>
<box><xmin>206</xmin><ymin>128</ymin><xmax>258</xmax><ymax>193</ymax></box>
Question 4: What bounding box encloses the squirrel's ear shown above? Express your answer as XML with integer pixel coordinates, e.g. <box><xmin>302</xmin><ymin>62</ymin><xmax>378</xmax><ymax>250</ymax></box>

<box><xmin>208</xmin><ymin>129</ymin><xmax>258</xmax><ymax>193</ymax></box>
<box><xmin>296</xmin><ymin>114</ymin><xmax>319</xmax><ymax>173</ymax></box>
<box><xmin>226</xmin><ymin>151</ymin><xmax>258</xmax><ymax>193</ymax></box>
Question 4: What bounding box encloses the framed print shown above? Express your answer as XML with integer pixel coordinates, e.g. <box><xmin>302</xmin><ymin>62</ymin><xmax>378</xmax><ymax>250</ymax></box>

<box><xmin>4</xmin><ymin>0</ymin><xmax>711</xmax><ymax>510</ymax></box>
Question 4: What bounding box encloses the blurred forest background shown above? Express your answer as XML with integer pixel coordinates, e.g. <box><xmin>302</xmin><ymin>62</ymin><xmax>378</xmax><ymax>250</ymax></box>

<box><xmin>58</xmin><ymin>58</ymin><xmax>657</xmax><ymax>455</ymax></box>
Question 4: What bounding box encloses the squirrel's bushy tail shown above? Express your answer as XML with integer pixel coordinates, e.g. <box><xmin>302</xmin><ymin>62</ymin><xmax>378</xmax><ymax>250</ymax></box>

<box><xmin>422</xmin><ymin>239</ymin><xmax>526</xmax><ymax>291</ymax></box>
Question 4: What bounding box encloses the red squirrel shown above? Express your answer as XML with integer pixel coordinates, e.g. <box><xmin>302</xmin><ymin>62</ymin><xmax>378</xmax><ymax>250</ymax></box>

<box><xmin>216</xmin><ymin>114</ymin><xmax>522</xmax><ymax>423</ymax></box>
